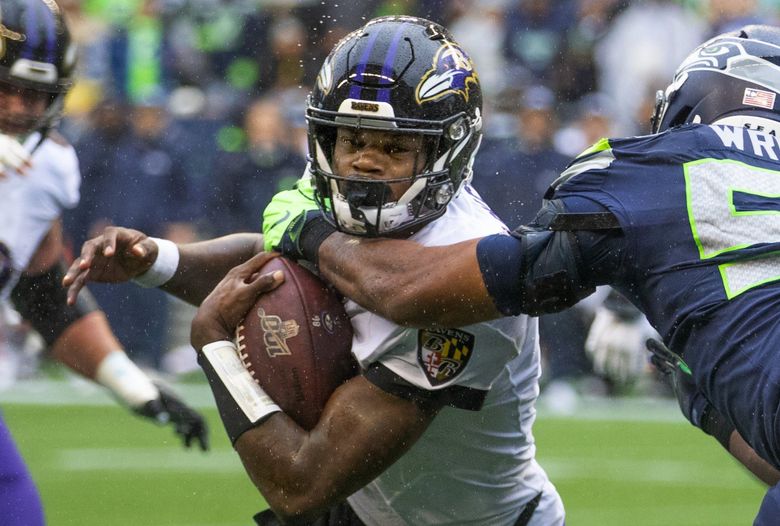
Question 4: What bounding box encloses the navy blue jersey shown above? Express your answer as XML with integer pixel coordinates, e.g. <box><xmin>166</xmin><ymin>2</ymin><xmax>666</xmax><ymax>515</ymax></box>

<box><xmin>548</xmin><ymin>124</ymin><xmax>780</xmax><ymax>466</ymax></box>
<box><xmin>554</xmin><ymin>124</ymin><xmax>780</xmax><ymax>347</ymax></box>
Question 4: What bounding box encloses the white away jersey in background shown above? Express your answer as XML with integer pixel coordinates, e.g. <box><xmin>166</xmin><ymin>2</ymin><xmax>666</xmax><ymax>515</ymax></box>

<box><xmin>0</xmin><ymin>134</ymin><xmax>80</xmax><ymax>299</ymax></box>
<box><xmin>346</xmin><ymin>185</ymin><xmax>565</xmax><ymax>526</ymax></box>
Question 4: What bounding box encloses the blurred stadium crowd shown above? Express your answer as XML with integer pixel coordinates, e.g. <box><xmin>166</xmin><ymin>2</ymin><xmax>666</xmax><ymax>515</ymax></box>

<box><xmin>2</xmin><ymin>0</ymin><xmax>778</xmax><ymax>402</ymax></box>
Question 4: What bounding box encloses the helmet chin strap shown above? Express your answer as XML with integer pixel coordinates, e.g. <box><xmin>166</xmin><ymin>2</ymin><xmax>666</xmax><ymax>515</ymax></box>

<box><xmin>712</xmin><ymin>115</ymin><xmax>780</xmax><ymax>136</ymax></box>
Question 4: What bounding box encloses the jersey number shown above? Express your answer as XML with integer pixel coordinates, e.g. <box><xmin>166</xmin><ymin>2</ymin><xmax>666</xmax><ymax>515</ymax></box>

<box><xmin>686</xmin><ymin>158</ymin><xmax>780</xmax><ymax>298</ymax></box>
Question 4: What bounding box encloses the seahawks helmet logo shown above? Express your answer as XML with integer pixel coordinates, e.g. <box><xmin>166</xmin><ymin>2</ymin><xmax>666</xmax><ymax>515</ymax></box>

<box><xmin>676</xmin><ymin>40</ymin><xmax>744</xmax><ymax>74</ymax></box>
<box><xmin>672</xmin><ymin>37</ymin><xmax>780</xmax><ymax>95</ymax></box>
<box><xmin>416</xmin><ymin>43</ymin><xmax>478</xmax><ymax>104</ymax></box>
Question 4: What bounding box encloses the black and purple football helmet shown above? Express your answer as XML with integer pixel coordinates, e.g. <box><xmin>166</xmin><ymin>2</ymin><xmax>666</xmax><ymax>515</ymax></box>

<box><xmin>307</xmin><ymin>16</ymin><xmax>483</xmax><ymax>236</ymax></box>
<box><xmin>0</xmin><ymin>0</ymin><xmax>76</xmax><ymax>137</ymax></box>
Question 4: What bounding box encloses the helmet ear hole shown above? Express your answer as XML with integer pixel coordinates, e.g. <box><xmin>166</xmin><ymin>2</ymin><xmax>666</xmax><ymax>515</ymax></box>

<box><xmin>668</xmin><ymin>106</ymin><xmax>694</xmax><ymax>130</ymax></box>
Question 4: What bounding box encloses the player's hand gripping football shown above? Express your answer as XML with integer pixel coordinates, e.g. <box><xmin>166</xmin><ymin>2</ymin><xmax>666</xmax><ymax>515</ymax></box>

<box><xmin>190</xmin><ymin>251</ymin><xmax>284</xmax><ymax>350</ymax></box>
<box><xmin>63</xmin><ymin>227</ymin><xmax>158</xmax><ymax>305</ymax></box>
<box><xmin>133</xmin><ymin>385</ymin><xmax>210</xmax><ymax>450</ymax></box>
<box><xmin>262</xmin><ymin>175</ymin><xmax>324</xmax><ymax>260</ymax></box>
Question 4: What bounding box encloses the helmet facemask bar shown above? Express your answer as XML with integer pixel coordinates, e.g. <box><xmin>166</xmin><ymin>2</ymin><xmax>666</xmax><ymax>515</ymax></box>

<box><xmin>307</xmin><ymin>108</ymin><xmax>471</xmax><ymax>236</ymax></box>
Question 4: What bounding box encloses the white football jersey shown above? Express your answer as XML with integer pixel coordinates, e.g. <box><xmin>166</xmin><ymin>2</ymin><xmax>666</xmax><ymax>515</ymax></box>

<box><xmin>347</xmin><ymin>185</ymin><xmax>564</xmax><ymax>526</ymax></box>
<box><xmin>0</xmin><ymin>134</ymin><xmax>80</xmax><ymax>299</ymax></box>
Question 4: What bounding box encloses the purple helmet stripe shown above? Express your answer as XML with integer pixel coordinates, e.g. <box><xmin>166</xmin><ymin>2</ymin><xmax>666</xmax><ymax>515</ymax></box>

<box><xmin>22</xmin><ymin>0</ymin><xmax>39</xmax><ymax>60</ymax></box>
<box><xmin>41</xmin><ymin>1</ymin><xmax>56</xmax><ymax>65</ymax></box>
<box><xmin>348</xmin><ymin>28</ymin><xmax>382</xmax><ymax>100</ymax></box>
<box><xmin>376</xmin><ymin>23</ymin><xmax>408</xmax><ymax>103</ymax></box>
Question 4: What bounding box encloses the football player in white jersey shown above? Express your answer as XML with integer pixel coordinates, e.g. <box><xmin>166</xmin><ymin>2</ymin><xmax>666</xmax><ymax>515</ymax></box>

<box><xmin>0</xmin><ymin>2</ymin><xmax>207</xmax><ymax>524</ymax></box>
<box><xmin>64</xmin><ymin>17</ymin><xmax>564</xmax><ymax>526</ymax></box>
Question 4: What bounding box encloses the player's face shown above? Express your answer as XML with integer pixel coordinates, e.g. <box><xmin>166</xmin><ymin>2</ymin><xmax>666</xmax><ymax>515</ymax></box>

<box><xmin>332</xmin><ymin>127</ymin><xmax>427</xmax><ymax>201</ymax></box>
<box><xmin>0</xmin><ymin>82</ymin><xmax>50</xmax><ymax>136</ymax></box>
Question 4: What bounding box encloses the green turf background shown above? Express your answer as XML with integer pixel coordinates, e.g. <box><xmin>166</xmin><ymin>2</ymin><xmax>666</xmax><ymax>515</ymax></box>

<box><xmin>1</xmin><ymin>388</ymin><xmax>766</xmax><ymax>525</ymax></box>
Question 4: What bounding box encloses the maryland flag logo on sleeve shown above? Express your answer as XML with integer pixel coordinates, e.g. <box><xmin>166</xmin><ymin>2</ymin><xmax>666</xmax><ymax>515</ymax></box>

<box><xmin>417</xmin><ymin>328</ymin><xmax>475</xmax><ymax>386</ymax></box>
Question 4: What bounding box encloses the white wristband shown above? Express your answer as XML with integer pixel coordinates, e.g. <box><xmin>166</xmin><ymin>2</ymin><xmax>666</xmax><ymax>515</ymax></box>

<box><xmin>133</xmin><ymin>237</ymin><xmax>180</xmax><ymax>288</ymax></box>
<box><xmin>201</xmin><ymin>340</ymin><xmax>281</xmax><ymax>423</ymax></box>
<box><xmin>95</xmin><ymin>351</ymin><xmax>160</xmax><ymax>408</ymax></box>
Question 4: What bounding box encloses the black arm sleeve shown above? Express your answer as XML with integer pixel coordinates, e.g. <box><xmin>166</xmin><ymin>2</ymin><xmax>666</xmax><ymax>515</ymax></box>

<box><xmin>477</xmin><ymin>197</ymin><xmax>625</xmax><ymax>317</ymax></box>
<box><xmin>601</xmin><ymin>287</ymin><xmax>644</xmax><ymax>321</ymax></box>
<box><xmin>11</xmin><ymin>262</ymin><xmax>99</xmax><ymax>346</ymax></box>
<box><xmin>363</xmin><ymin>362</ymin><xmax>487</xmax><ymax>411</ymax></box>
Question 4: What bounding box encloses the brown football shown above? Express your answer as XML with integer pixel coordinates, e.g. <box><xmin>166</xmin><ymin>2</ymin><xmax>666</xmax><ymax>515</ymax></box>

<box><xmin>235</xmin><ymin>256</ymin><xmax>356</xmax><ymax>430</ymax></box>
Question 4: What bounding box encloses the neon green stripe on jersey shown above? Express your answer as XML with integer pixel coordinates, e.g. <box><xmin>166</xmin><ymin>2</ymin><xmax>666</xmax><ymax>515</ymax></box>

<box><xmin>578</xmin><ymin>137</ymin><xmax>611</xmax><ymax>159</ymax></box>
<box><xmin>549</xmin><ymin>141</ymin><xmax>615</xmax><ymax>191</ymax></box>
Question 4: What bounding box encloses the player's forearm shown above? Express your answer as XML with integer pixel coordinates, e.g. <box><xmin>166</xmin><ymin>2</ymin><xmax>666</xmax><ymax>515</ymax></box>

<box><xmin>234</xmin><ymin>413</ymin><xmax>348</xmax><ymax>524</ymax></box>
<box><xmin>161</xmin><ymin>233</ymin><xmax>264</xmax><ymax>305</ymax></box>
<box><xmin>216</xmin><ymin>375</ymin><xmax>431</xmax><ymax>523</ymax></box>
<box><xmin>728</xmin><ymin>431</ymin><xmax>780</xmax><ymax>486</ymax></box>
<box><xmin>318</xmin><ymin>234</ymin><xmax>498</xmax><ymax>327</ymax></box>
<box><xmin>50</xmin><ymin>311</ymin><xmax>160</xmax><ymax>407</ymax></box>
<box><xmin>49</xmin><ymin>311</ymin><xmax>122</xmax><ymax>378</ymax></box>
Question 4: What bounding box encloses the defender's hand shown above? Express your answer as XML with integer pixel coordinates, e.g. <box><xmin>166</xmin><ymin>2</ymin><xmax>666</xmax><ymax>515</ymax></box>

<box><xmin>646</xmin><ymin>339</ymin><xmax>736</xmax><ymax>448</ymax></box>
<box><xmin>190</xmin><ymin>251</ymin><xmax>284</xmax><ymax>350</ymax></box>
<box><xmin>645</xmin><ymin>338</ymin><xmax>702</xmax><ymax>426</ymax></box>
<box><xmin>134</xmin><ymin>386</ymin><xmax>209</xmax><ymax>451</ymax></box>
<box><xmin>0</xmin><ymin>134</ymin><xmax>31</xmax><ymax>177</ymax></box>
<box><xmin>63</xmin><ymin>227</ymin><xmax>158</xmax><ymax>305</ymax></box>
<box><xmin>585</xmin><ymin>308</ymin><xmax>657</xmax><ymax>385</ymax></box>
<box><xmin>262</xmin><ymin>176</ymin><xmax>321</xmax><ymax>255</ymax></box>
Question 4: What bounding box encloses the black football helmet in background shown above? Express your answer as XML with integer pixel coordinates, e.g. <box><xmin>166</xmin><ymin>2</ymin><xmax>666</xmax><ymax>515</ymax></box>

<box><xmin>0</xmin><ymin>0</ymin><xmax>76</xmax><ymax>137</ymax></box>
<box><xmin>652</xmin><ymin>25</ymin><xmax>780</xmax><ymax>135</ymax></box>
<box><xmin>307</xmin><ymin>15</ymin><xmax>483</xmax><ymax>236</ymax></box>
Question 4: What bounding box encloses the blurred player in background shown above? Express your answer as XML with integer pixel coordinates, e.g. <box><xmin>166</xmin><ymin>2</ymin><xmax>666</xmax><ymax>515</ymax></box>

<box><xmin>65</xmin><ymin>16</ymin><xmax>564</xmax><ymax>526</ymax></box>
<box><xmin>0</xmin><ymin>1</ymin><xmax>207</xmax><ymax>524</ymax></box>
<box><xmin>583</xmin><ymin>287</ymin><xmax>660</xmax><ymax>389</ymax></box>
<box><xmin>258</xmin><ymin>25</ymin><xmax>780</xmax><ymax>525</ymax></box>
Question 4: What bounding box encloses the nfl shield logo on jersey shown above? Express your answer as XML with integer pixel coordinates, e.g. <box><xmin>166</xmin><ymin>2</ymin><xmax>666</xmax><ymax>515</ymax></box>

<box><xmin>417</xmin><ymin>328</ymin><xmax>475</xmax><ymax>386</ymax></box>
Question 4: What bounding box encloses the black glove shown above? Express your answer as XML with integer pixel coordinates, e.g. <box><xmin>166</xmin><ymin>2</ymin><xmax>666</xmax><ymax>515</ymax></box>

<box><xmin>646</xmin><ymin>339</ymin><xmax>734</xmax><ymax>449</ymax></box>
<box><xmin>645</xmin><ymin>338</ymin><xmax>699</xmax><ymax>423</ymax></box>
<box><xmin>134</xmin><ymin>386</ymin><xmax>209</xmax><ymax>451</ymax></box>
<box><xmin>277</xmin><ymin>210</ymin><xmax>335</xmax><ymax>264</ymax></box>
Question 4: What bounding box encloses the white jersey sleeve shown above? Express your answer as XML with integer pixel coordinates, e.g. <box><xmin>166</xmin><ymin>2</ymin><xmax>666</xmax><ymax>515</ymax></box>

<box><xmin>0</xmin><ymin>134</ymin><xmax>80</xmax><ymax>297</ymax></box>
<box><xmin>23</xmin><ymin>133</ymin><xmax>81</xmax><ymax>214</ymax></box>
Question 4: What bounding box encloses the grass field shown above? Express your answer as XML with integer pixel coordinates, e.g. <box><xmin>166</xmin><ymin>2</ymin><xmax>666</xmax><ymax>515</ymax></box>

<box><xmin>0</xmin><ymin>379</ymin><xmax>766</xmax><ymax>526</ymax></box>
